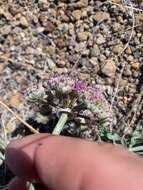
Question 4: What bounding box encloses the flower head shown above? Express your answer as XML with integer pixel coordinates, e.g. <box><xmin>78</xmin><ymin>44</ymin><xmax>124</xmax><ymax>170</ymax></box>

<box><xmin>83</xmin><ymin>85</ymin><xmax>112</xmax><ymax>122</ymax></box>
<box><xmin>48</xmin><ymin>74</ymin><xmax>87</xmax><ymax>94</ymax></box>
<box><xmin>48</xmin><ymin>74</ymin><xmax>113</xmax><ymax>124</ymax></box>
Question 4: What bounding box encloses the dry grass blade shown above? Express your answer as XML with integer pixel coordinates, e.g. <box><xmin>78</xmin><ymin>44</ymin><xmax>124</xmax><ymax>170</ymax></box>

<box><xmin>0</xmin><ymin>101</ymin><xmax>39</xmax><ymax>134</ymax></box>
<box><xmin>109</xmin><ymin>0</ymin><xmax>135</xmax><ymax>129</ymax></box>
<box><xmin>127</xmin><ymin>91</ymin><xmax>143</xmax><ymax>128</ymax></box>
<box><xmin>108</xmin><ymin>1</ymin><xmax>143</xmax><ymax>12</ymax></box>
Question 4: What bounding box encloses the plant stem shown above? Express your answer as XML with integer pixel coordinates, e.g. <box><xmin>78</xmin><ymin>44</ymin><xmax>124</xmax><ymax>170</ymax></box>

<box><xmin>129</xmin><ymin>146</ymin><xmax>143</xmax><ymax>152</ymax></box>
<box><xmin>0</xmin><ymin>100</ymin><xmax>39</xmax><ymax>134</ymax></box>
<box><xmin>52</xmin><ymin>113</ymin><xmax>68</xmax><ymax>135</ymax></box>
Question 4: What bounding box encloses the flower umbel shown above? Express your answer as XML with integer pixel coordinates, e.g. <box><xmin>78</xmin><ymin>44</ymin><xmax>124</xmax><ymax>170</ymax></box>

<box><xmin>26</xmin><ymin>74</ymin><xmax>114</xmax><ymax>136</ymax></box>
<box><xmin>47</xmin><ymin>74</ymin><xmax>113</xmax><ymax>134</ymax></box>
<box><xmin>48</xmin><ymin>74</ymin><xmax>87</xmax><ymax>94</ymax></box>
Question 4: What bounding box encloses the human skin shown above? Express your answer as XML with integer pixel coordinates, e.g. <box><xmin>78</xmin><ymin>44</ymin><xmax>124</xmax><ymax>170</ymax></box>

<box><xmin>6</xmin><ymin>134</ymin><xmax>143</xmax><ymax>190</ymax></box>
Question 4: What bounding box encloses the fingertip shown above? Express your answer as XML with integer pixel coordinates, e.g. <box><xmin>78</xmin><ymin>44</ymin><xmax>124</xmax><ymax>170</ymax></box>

<box><xmin>5</xmin><ymin>134</ymin><xmax>49</xmax><ymax>181</ymax></box>
<box><xmin>34</xmin><ymin>136</ymin><xmax>97</xmax><ymax>190</ymax></box>
<box><xmin>8</xmin><ymin>177</ymin><xmax>27</xmax><ymax>190</ymax></box>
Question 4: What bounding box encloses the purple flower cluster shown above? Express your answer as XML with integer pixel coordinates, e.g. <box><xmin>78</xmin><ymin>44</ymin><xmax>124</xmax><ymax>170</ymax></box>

<box><xmin>48</xmin><ymin>74</ymin><xmax>113</xmax><ymax>123</ymax></box>
<box><xmin>48</xmin><ymin>75</ymin><xmax>87</xmax><ymax>94</ymax></box>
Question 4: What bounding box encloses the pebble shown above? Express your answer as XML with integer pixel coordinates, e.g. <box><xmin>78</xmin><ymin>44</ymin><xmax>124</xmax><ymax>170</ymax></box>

<box><xmin>45</xmin><ymin>46</ymin><xmax>56</xmax><ymax>56</ymax></box>
<box><xmin>72</xmin><ymin>10</ymin><xmax>82</xmax><ymax>21</ymax></box>
<box><xmin>77</xmin><ymin>31</ymin><xmax>89</xmax><ymax>42</ymax></box>
<box><xmin>125</xmin><ymin>47</ymin><xmax>132</xmax><ymax>55</ymax></box>
<box><xmin>112</xmin><ymin>23</ymin><xmax>121</xmax><ymax>32</ymax></box>
<box><xmin>57</xmin><ymin>60</ymin><xmax>66</xmax><ymax>68</ymax></box>
<box><xmin>96</xmin><ymin>34</ymin><xmax>105</xmax><ymax>45</ymax></box>
<box><xmin>9</xmin><ymin>92</ymin><xmax>23</xmax><ymax>109</ymax></box>
<box><xmin>123</xmin><ymin>65</ymin><xmax>132</xmax><ymax>77</ymax></box>
<box><xmin>0</xmin><ymin>64</ymin><xmax>6</xmax><ymax>74</ymax></box>
<box><xmin>94</xmin><ymin>11</ymin><xmax>111</xmax><ymax>22</ymax></box>
<box><xmin>61</xmin><ymin>13</ymin><xmax>70</xmax><ymax>22</ymax></box>
<box><xmin>112</xmin><ymin>44</ymin><xmax>123</xmax><ymax>54</ymax></box>
<box><xmin>47</xmin><ymin>58</ymin><xmax>56</xmax><ymax>70</ymax></box>
<box><xmin>56</xmin><ymin>38</ymin><xmax>66</xmax><ymax>49</ymax></box>
<box><xmin>89</xmin><ymin>57</ymin><xmax>98</xmax><ymax>66</ymax></box>
<box><xmin>36</xmin><ymin>26</ymin><xmax>45</xmax><ymax>33</ymax></box>
<box><xmin>80</xmin><ymin>58</ymin><xmax>89</xmax><ymax>66</ymax></box>
<box><xmin>71</xmin><ymin>0</ymin><xmax>89</xmax><ymax>8</ymax></box>
<box><xmin>19</xmin><ymin>16</ymin><xmax>29</xmax><ymax>28</ymax></box>
<box><xmin>131</xmin><ymin>62</ymin><xmax>140</xmax><ymax>70</ymax></box>
<box><xmin>101</xmin><ymin>59</ymin><xmax>116</xmax><ymax>78</ymax></box>
<box><xmin>0</xmin><ymin>25</ymin><xmax>11</xmax><ymax>35</ymax></box>
<box><xmin>90</xmin><ymin>45</ymin><xmax>100</xmax><ymax>57</ymax></box>
<box><xmin>89</xmin><ymin>58</ymin><xmax>100</xmax><ymax>73</ymax></box>
<box><xmin>44</xmin><ymin>21</ymin><xmax>56</xmax><ymax>33</ymax></box>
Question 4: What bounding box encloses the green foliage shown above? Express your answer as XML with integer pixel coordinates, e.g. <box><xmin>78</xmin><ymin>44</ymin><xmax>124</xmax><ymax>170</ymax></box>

<box><xmin>28</xmin><ymin>89</ymin><xmax>47</xmax><ymax>104</ymax></box>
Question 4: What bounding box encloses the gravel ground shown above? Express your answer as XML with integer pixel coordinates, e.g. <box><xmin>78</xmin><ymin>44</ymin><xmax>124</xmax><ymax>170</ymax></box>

<box><xmin>0</xmin><ymin>0</ymin><xmax>143</xmax><ymax>188</ymax></box>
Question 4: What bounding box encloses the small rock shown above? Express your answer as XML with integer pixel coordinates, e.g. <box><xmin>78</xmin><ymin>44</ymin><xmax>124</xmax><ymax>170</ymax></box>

<box><xmin>9</xmin><ymin>93</ymin><xmax>23</xmax><ymax>109</ymax></box>
<box><xmin>119</xmin><ymin>79</ymin><xmax>128</xmax><ymax>87</ymax></box>
<box><xmin>57</xmin><ymin>60</ymin><xmax>66</xmax><ymax>68</ymax></box>
<box><xmin>56</xmin><ymin>38</ymin><xmax>66</xmax><ymax>49</ymax></box>
<box><xmin>72</xmin><ymin>10</ymin><xmax>82</xmax><ymax>21</ymax></box>
<box><xmin>90</xmin><ymin>45</ymin><xmax>100</xmax><ymax>57</ymax></box>
<box><xmin>96</xmin><ymin>34</ymin><xmax>105</xmax><ymax>44</ymax></box>
<box><xmin>127</xmin><ymin>55</ymin><xmax>134</xmax><ymax>62</ymax></box>
<box><xmin>44</xmin><ymin>21</ymin><xmax>56</xmax><ymax>33</ymax></box>
<box><xmin>71</xmin><ymin>0</ymin><xmax>88</xmax><ymax>8</ymax></box>
<box><xmin>79</xmin><ymin>73</ymin><xmax>90</xmax><ymax>80</ymax></box>
<box><xmin>39</xmin><ymin>13</ymin><xmax>47</xmax><ymax>26</ymax></box>
<box><xmin>89</xmin><ymin>57</ymin><xmax>100</xmax><ymax>72</ymax></box>
<box><xmin>94</xmin><ymin>11</ymin><xmax>111</xmax><ymax>22</ymax></box>
<box><xmin>36</xmin><ymin>26</ymin><xmax>45</xmax><ymax>33</ymax></box>
<box><xmin>77</xmin><ymin>31</ymin><xmax>89</xmax><ymax>41</ymax></box>
<box><xmin>9</xmin><ymin>5</ymin><xmax>20</xmax><ymax>16</ymax></box>
<box><xmin>39</xmin><ymin>0</ymin><xmax>47</xmax><ymax>3</ymax></box>
<box><xmin>32</xmin><ymin>15</ymin><xmax>39</xmax><ymax>24</ymax></box>
<box><xmin>68</xmin><ymin>54</ymin><xmax>79</xmax><ymax>64</ymax></box>
<box><xmin>61</xmin><ymin>14</ymin><xmax>70</xmax><ymax>22</ymax></box>
<box><xmin>38</xmin><ymin>0</ymin><xmax>48</xmax><ymax>10</ymax></box>
<box><xmin>45</xmin><ymin>46</ymin><xmax>56</xmax><ymax>56</ymax></box>
<box><xmin>117</xmin><ymin>16</ymin><xmax>124</xmax><ymax>24</ymax></box>
<box><xmin>0</xmin><ymin>64</ymin><xmax>6</xmax><ymax>73</ymax></box>
<box><xmin>80</xmin><ymin>58</ymin><xmax>89</xmax><ymax>66</ymax></box>
<box><xmin>26</xmin><ymin>47</ymin><xmax>35</xmax><ymax>55</ymax></box>
<box><xmin>112</xmin><ymin>44</ymin><xmax>123</xmax><ymax>54</ymax></box>
<box><xmin>0</xmin><ymin>25</ymin><xmax>11</xmax><ymax>35</ymax></box>
<box><xmin>112</xmin><ymin>23</ymin><xmax>121</xmax><ymax>32</ymax></box>
<box><xmin>125</xmin><ymin>47</ymin><xmax>132</xmax><ymax>55</ymax></box>
<box><xmin>19</xmin><ymin>16</ymin><xmax>29</xmax><ymax>28</ymax></box>
<box><xmin>53</xmin><ymin>68</ymin><xmax>68</xmax><ymax>74</ymax></box>
<box><xmin>132</xmin><ymin>71</ymin><xmax>139</xmax><ymax>78</ymax></box>
<box><xmin>101</xmin><ymin>59</ymin><xmax>116</xmax><ymax>78</ymax></box>
<box><xmin>81</xmin><ymin>9</ymin><xmax>87</xmax><ymax>18</ymax></box>
<box><xmin>99</xmin><ymin>54</ymin><xmax>106</xmax><ymax>62</ymax></box>
<box><xmin>123</xmin><ymin>65</ymin><xmax>132</xmax><ymax>77</ymax></box>
<box><xmin>131</xmin><ymin>62</ymin><xmax>140</xmax><ymax>70</ymax></box>
<box><xmin>47</xmin><ymin>58</ymin><xmax>56</xmax><ymax>70</ymax></box>
<box><xmin>105</xmin><ymin>77</ymin><xmax>114</xmax><ymax>85</ymax></box>
<box><xmin>89</xmin><ymin>57</ymin><xmax>98</xmax><ymax>66</ymax></box>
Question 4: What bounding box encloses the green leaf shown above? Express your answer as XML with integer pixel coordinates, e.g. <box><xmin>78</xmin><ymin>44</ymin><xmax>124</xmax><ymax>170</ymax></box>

<box><xmin>107</xmin><ymin>133</ymin><xmax>121</xmax><ymax>144</ymax></box>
